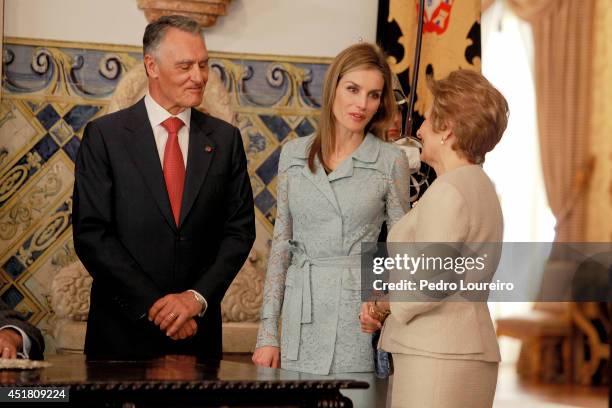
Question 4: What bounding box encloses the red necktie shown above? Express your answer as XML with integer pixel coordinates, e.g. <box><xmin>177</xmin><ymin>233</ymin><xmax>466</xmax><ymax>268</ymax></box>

<box><xmin>161</xmin><ymin>117</ymin><xmax>185</xmax><ymax>227</ymax></box>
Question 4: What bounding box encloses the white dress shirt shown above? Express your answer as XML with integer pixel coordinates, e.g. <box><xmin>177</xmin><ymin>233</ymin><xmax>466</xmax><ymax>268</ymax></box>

<box><xmin>0</xmin><ymin>325</ymin><xmax>31</xmax><ymax>359</ymax></box>
<box><xmin>144</xmin><ymin>93</ymin><xmax>191</xmax><ymax>168</ymax></box>
<box><xmin>143</xmin><ymin>93</ymin><xmax>207</xmax><ymax>317</ymax></box>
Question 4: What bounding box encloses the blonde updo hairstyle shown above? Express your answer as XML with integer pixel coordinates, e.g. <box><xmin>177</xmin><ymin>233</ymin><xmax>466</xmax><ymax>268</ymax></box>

<box><xmin>428</xmin><ymin>69</ymin><xmax>509</xmax><ymax>164</ymax></box>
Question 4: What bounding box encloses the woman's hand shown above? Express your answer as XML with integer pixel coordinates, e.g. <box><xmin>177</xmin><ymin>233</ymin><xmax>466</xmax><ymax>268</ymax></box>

<box><xmin>376</xmin><ymin>299</ymin><xmax>390</xmax><ymax>313</ymax></box>
<box><xmin>252</xmin><ymin>346</ymin><xmax>281</xmax><ymax>368</ymax></box>
<box><xmin>359</xmin><ymin>302</ymin><xmax>383</xmax><ymax>333</ymax></box>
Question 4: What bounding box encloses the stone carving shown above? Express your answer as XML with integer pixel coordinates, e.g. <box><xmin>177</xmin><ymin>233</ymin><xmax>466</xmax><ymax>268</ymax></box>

<box><xmin>221</xmin><ymin>249</ymin><xmax>265</xmax><ymax>322</ymax></box>
<box><xmin>50</xmin><ymin>261</ymin><xmax>92</xmax><ymax>321</ymax></box>
<box><xmin>137</xmin><ymin>0</ymin><xmax>232</xmax><ymax>28</ymax></box>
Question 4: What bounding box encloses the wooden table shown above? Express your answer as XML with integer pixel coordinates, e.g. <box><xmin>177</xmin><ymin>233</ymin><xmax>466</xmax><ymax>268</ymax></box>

<box><xmin>0</xmin><ymin>354</ymin><xmax>368</xmax><ymax>407</ymax></box>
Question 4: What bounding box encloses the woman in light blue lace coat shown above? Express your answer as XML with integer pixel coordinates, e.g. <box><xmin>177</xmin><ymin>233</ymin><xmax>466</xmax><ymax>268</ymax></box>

<box><xmin>252</xmin><ymin>43</ymin><xmax>411</xmax><ymax>375</ymax></box>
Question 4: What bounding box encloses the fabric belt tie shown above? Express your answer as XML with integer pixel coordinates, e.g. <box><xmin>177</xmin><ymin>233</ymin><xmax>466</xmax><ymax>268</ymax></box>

<box><xmin>284</xmin><ymin>240</ymin><xmax>361</xmax><ymax>361</ymax></box>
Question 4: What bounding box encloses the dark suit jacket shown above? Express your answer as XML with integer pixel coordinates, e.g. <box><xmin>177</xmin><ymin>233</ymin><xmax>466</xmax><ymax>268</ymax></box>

<box><xmin>0</xmin><ymin>300</ymin><xmax>45</xmax><ymax>360</ymax></box>
<box><xmin>72</xmin><ymin>98</ymin><xmax>255</xmax><ymax>360</ymax></box>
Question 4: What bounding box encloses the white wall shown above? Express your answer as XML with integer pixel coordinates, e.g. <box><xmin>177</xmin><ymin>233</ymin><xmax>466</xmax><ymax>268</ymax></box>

<box><xmin>4</xmin><ymin>0</ymin><xmax>379</xmax><ymax>57</ymax></box>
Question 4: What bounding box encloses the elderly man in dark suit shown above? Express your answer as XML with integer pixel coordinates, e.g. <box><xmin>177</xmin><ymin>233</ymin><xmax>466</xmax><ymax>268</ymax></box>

<box><xmin>0</xmin><ymin>300</ymin><xmax>44</xmax><ymax>360</ymax></box>
<box><xmin>72</xmin><ymin>15</ymin><xmax>255</xmax><ymax>360</ymax></box>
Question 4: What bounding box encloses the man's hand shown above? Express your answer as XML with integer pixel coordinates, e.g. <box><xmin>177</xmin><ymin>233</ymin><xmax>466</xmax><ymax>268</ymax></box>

<box><xmin>169</xmin><ymin>318</ymin><xmax>198</xmax><ymax>341</ymax></box>
<box><xmin>0</xmin><ymin>328</ymin><xmax>22</xmax><ymax>359</ymax></box>
<box><xmin>148</xmin><ymin>292</ymin><xmax>202</xmax><ymax>337</ymax></box>
<box><xmin>375</xmin><ymin>300</ymin><xmax>390</xmax><ymax>314</ymax></box>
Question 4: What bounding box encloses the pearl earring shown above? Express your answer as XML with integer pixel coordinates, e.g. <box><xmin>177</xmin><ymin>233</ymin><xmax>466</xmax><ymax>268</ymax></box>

<box><xmin>440</xmin><ymin>139</ymin><xmax>445</xmax><ymax>145</ymax></box>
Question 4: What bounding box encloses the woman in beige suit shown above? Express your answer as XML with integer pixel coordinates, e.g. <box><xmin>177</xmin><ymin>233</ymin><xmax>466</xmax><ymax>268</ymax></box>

<box><xmin>368</xmin><ymin>69</ymin><xmax>509</xmax><ymax>408</ymax></box>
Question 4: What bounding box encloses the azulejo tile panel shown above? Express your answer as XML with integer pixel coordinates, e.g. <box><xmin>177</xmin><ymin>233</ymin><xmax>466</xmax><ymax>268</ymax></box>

<box><xmin>1</xmin><ymin>38</ymin><xmax>330</xmax><ymax>352</ymax></box>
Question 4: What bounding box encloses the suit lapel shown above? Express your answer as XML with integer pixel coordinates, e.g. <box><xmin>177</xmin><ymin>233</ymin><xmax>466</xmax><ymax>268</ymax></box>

<box><xmin>328</xmin><ymin>133</ymin><xmax>380</xmax><ymax>182</ymax></box>
<box><xmin>299</xmin><ymin>134</ymin><xmax>381</xmax><ymax>214</ymax></box>
<box><xmin>123</xmin><ymin>99</ymin><xmax>177</xmax><ymax>232</ymax></box>
<box><xmin>300</xmin><ymin>156</ymin><xmax>341</xmax><ymax>215</ymax></box>
<box><xmin>327</xmin><ymin>158</ymin><xmax>354</xmax><ymax>182</ymax></box>
<box><xmin>179</xmin><ymin>111</ymin><xmax>215</xmax><ymax>226</ymax></box>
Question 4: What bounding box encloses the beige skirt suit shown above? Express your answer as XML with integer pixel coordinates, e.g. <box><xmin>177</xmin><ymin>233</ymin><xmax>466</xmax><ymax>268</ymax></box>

<box><xmin>380</xmin><ymin>165</ymin><xmax>503</xmax><ymax>408</ymax></box>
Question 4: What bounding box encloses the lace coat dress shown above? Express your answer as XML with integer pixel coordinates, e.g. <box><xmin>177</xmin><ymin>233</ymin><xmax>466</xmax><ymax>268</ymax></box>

<box><xmin>256</xmin><ymin>134</ymin><xmax>410</xmax><ymax>375</ymax></box>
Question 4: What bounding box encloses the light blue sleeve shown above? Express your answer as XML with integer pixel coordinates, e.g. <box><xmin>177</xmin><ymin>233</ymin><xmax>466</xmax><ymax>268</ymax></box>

<box><xmin>255</xmin><ymin>147</ymin><xmax>293</xmax><ymax>348</ymax></box>
<box><xmin>385</xmin><ymin>149</ymin><xmax>411</xmax><ymax>229</ymax></box>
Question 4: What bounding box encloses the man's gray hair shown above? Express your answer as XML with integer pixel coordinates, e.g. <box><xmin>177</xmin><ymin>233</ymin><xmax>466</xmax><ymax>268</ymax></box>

<box><xmin>143</xmin><ymin>15</ymin><xmax>202</xmax><ymax>56</ymax></box>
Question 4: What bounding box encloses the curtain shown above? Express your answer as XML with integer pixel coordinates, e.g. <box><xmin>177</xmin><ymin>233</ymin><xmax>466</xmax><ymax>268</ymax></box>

<box><xmin>507</xmin><ymin>0</ymin><xmax>596</xmax><ymax>242</ymax></box>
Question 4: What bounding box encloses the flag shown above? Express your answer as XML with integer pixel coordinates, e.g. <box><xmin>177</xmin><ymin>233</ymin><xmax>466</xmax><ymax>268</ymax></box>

<box><xmin>377</xmin><ymin>0</ymin><xmax>481</xmax><ymax>199</ymax></box>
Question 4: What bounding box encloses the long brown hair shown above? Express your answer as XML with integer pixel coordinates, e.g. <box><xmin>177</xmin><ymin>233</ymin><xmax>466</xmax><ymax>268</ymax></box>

<box><xmin>308</xmin><ymin>43</ymin><xmax>396</xmax><ymax>172</ymax></box>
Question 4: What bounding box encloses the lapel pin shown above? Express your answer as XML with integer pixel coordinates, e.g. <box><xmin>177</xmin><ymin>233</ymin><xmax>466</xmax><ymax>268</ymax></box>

<box><xmin>205</xmin><ymin>146</ymin><xmax>214</xmax><ymax>153</ymax></box>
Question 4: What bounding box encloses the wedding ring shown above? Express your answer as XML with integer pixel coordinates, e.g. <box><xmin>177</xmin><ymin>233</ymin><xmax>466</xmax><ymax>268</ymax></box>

<box><xmin>167</xmin><ymin>312</ymin><xmax>177</xmax><ymax>320</ymax></box>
